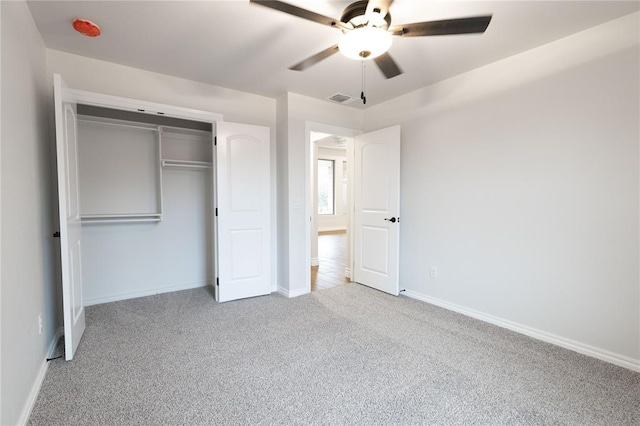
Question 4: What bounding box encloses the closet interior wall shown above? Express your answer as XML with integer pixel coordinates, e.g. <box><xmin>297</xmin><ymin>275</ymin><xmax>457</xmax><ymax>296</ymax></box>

<box><xmin>76</xmin><ymin>105</ymin><xmax>215</xmax><ymax>305</ymax></box>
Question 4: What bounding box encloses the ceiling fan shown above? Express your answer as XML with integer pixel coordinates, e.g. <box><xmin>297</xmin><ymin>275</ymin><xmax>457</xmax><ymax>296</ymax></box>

<box><xmin>250</xmin><ymin>0</ymin><xmax>492</xmax><ymax>79</ymax></box>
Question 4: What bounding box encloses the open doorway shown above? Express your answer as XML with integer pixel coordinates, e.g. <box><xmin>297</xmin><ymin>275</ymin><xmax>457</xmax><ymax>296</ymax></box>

<box><xmin>310</xmin><ymin>132</ymin><xmax>351</xmax><ymax>291</ymax></box>
<box><xmin>304</xmin><ymin>122</ymin><xmax>361</xmax><ymax>294</ymax></box>
<box><xmin>304</xmin><ymin>123</ymin><xmax>401</xmax><ymax>296</ymax></box>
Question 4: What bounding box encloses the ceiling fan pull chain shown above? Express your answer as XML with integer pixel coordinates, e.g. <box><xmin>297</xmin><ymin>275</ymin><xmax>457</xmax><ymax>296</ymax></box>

<box><xmin>360</xmin><ymin>61</ymin><xmax>364</xmax><ymax>99</ymax></box>
<box><xmin>361</xmin><ymin>61</ymin><xmax>367</xmax><ymax>105</ymax></box>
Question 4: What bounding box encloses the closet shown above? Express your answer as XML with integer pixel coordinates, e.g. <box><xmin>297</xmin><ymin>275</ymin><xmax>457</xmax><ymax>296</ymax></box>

<box><xmin>54</xmin><ymin>74</ymin><xmax>271</xmax><ymax>360</ymax></box>
<box><xmin>76</xmin><ymin>105</ymin><xmax>215</xmax><ymax>306</ymax></box>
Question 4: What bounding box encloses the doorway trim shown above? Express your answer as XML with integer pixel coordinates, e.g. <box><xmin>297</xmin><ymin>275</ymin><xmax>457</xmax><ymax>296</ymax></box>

<box><xmin>304</xmin><ymin>121</ymin><xmax>362</xmax><ymax>293</ymax></box>
<box><xmin>67</xmin><ymin>88</ymin><xmax>223</xmax><ymax>123</ymax></box>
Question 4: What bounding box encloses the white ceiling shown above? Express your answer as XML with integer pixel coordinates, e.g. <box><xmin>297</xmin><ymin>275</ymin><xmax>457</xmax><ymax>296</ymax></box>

<box><xmin>27</xmin><ymin>0</ymin><xmax>640</xmax><ymax>108</ymax></box>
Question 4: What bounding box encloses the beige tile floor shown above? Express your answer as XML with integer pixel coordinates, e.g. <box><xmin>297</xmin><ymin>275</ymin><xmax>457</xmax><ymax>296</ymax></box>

<box><xmin>310</xmin><ymin>231</ymin><xmax>350</xmax><ymax>291</ymax></box>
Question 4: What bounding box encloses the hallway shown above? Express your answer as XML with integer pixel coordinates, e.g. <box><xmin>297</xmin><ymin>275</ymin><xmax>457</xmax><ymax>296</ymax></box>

<box><xmin>310</xmin><ymin>231</ymin><xmax>350</xmax><ymax>291</ymax></box>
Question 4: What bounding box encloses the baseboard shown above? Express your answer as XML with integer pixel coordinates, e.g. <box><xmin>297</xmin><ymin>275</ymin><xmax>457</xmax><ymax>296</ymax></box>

<box><xmin>277</xmin><ymin>286</ymin><xmax>309</xmax><ymax>298</ymax></box>
<box><xmin>18</xmin><ymin>327</ymin><xmax>63</xmax><ymax>425</ymax></box>
<box><xmin>403</xmin><ymin>290</ymin><xmax>640</xmax><ymax>373</ymax></box>
<box><xmin>84</xmin><ymin>281</ymin><xmax>210</xmax><ymax>306</ymax></box>
<box><xmin>344</xmin><ymin>268</ymin><xmax>351</xmax><ymax>280</ymax></box>
<box><xmin>310</xmin><ymin>257</ymin><xmax>319</xmax><ymax>267</ymax></box>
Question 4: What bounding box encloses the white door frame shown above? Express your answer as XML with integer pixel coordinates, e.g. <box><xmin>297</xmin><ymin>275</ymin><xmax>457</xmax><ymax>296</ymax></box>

<box><xmin>67</xmin><ymin>89</ymin><xmax>223</xmax><ymax>124</ymax></box>
<box><xmin>304</xmin><ymin>121</ymin><xmax>362</xmax><ymax>293</ymax></box>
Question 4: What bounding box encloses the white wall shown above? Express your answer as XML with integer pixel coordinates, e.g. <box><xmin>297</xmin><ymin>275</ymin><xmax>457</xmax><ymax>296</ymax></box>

<box><xmin>276</xmin><ymin>94</ymin><xmax>290</xmax><ymax>294</ymax></box>
<box><xmin>46</xmin><ymin>49</ymin><xmax>279</xmax><ymax>292</ymax></box>
<box><xmin>365</xmin><ymin>13</ymin><xmax>640</xmax><ymax>369</ymax></box>
<box><xmin>278</xmin><ymin>93</ymin><xmax>363</xmax><ymax>296</ymax></box>
<box><xmin>316</xmin><ymin>147</ymin><xmax>348</xmax><ymax>232</ymax></box>
<box><xmin>1</xmin><ymin>1</ymin><xmax>59</xmax><ymax>424</ymax></box>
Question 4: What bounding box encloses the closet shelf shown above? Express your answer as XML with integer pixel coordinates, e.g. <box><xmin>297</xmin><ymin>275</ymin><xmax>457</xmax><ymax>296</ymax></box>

<box><xmin>81</xmin><ymin>213</ymin><xmax>162</xmax><ymax>224</ymax></box>
<box><xmin>161</xmin><ymin>159</ymin><xmax>212</xmax><ymax>170</ymax></box>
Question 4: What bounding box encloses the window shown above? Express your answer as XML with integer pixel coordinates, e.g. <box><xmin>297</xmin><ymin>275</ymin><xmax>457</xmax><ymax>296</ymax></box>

<box><xmin>317</xmin><ymin>159</ymin><xmax>334</xmax><ymax>215</ymax></box>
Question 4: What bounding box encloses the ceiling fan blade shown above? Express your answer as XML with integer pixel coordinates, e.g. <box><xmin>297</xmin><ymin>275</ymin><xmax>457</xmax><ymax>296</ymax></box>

<box><xmin>250</xmin><ymin>0</ymin><xmax>350</xmax><ymax>30</ymax></box>
<box><xmin>365</xmin><ymin>0</ymin><xmax>394</xmax><ymax>18</ymax></box>
<box><xmin>290</xmin><ymin>45</ymin><xmax>340</xmax><ymax>71</ymax></box>
<box><xmin>390</xmin><ymin>15</ymin><xmax>492</xmax><ymax>37</ymax></box>
<box><xmin>374</xmin><ymin>52</ymin><xmax>402</xmax><ymax>79</ymax></box>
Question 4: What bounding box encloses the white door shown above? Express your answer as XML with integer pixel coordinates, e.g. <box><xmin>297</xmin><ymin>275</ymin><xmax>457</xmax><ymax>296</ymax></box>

<box><xmin>54</xmin><ymin>74</ymin><xmax>86</xmax><ymax>360</ymax></box>
<box><xmin>216</xmin><ymin>122</ymin><xmax>271</xmax><ymax>302</ymax></box>
<box><xmin>353</xmin><ymin>125</ymin><xmax>401</xmax><ymax>295</ymax></box>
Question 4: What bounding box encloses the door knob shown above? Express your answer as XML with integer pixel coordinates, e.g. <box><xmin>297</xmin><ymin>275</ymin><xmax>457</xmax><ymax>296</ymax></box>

<box><xmin>384</xmin><ymin>217</ymin><xmax>397</xmax><ymax>223</ymax></box>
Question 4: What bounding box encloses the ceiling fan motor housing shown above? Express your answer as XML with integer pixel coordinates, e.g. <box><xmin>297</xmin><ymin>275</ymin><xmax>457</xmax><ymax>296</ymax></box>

<box><xmin>339</xmin><ymin>0</ymin><xmax>393</xmax><ymax>59</ymax></box>
<box><xmin>340</xmin><ymin>0</ymin><xmax>392</xmax><ymax>30</ymax></box>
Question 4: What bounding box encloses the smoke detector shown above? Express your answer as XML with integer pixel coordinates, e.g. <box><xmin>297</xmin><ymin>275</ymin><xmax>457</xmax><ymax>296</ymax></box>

<box><xmin>73</xmin><ymin>19</ymin><xmax>101</xmax><ymax>37</ymax></box>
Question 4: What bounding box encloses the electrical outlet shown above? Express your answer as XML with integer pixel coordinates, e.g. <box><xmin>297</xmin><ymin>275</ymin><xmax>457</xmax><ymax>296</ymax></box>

<box><xmin>38</xmin><ymin>314</ymin><xmax>43</xmax><ymax>334</ymax></box>
<box><xmin>430</xmin><ymin>266</ymin><xmax>438</xmax><ymax>279</ymax></box>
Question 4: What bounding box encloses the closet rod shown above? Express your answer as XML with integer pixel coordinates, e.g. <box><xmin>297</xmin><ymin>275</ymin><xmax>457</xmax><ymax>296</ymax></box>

<box><xmin>81</xmin><ymin>213</ymin><xmax>162</xmax><ymax>219</ymax></box>
<box><xmin>78</xmin><ymin>118</ymin><xmax>158</xmax><ymax>132</ymax></box>
<box><xmin>159</xmin><ymin>125</ymin><xmax>212</xmax><ymax>135</ymax></box>
<box><xmin>161</xmin><ymin>160</ymin><xmax>212</xmax><ymax>169</ymax></box>
<box><xmin>81</xmin><ymin>218</ymin><xmax>161</xmax><ymax>224</ymax></box>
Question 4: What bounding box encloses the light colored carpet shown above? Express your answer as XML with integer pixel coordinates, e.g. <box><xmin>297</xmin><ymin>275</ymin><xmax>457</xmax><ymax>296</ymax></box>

<box><xmin>29</xmin><ymin>283</ymin><xmax>639</xmax><ymax>425</ymax></box>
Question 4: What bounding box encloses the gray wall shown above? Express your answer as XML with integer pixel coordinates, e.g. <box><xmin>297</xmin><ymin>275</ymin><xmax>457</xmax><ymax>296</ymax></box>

<box><xmin>1</xmin><ymin>1</ymin><xmax>59</xmax><ymax>424</ymax></box>
<box><xmin>365</xmin><ymin>13</ymin><xmax>640</xmax><ymax>365</ymax></box>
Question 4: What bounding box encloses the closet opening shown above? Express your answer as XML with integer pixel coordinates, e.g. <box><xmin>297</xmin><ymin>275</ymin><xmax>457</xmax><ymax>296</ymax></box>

<box><xmin>75</xmin><ymin>104</ymin><xmax>216</xmax><ymax>306</ymax></box>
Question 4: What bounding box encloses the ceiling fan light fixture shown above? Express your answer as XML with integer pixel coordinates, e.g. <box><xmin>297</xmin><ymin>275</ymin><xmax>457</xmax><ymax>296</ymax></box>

<box><xmin>338</xmin><ymin>27</ymin><xmax>392</xmax><ymax>60</ymax></box>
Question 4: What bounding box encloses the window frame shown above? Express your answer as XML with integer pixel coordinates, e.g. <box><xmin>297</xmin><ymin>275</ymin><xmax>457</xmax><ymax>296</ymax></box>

<box><xmin>317</xmin><ymin>158</ymin><xmax>335</xmax><ymax>215</ymax></box>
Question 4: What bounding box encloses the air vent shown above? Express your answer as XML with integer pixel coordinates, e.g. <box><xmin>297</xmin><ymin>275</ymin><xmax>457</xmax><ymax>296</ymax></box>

<box><xmin>328</xmin><ymin>93</ymin><xmax>357</xmax><ymax>104</ymax></box>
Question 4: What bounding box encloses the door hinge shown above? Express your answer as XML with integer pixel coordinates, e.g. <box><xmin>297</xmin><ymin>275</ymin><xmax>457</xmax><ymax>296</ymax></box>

<box><xmin>215</xmin><ymin>208</ymin><xmax>218</xmax><ymax>217</ymax></box>
<box><xmin>53</xmin><ymin>231</ymin><xmax>60</xmax><ymax>238</ymax></box>
<box><xmin>216</xmin><ymin>277</ymin><xmax>219</xmax><ymax>286</ymax></box>
<box><xmin>214</xmin><ymin>136</ymin><xmax>217</xmax><ymax>146</ymax></box>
